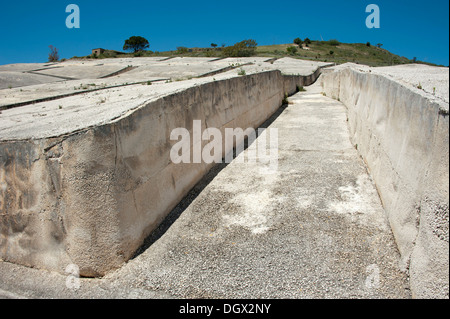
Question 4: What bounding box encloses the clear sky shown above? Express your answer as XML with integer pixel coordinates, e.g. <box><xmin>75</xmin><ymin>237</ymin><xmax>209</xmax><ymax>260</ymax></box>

<box><xmin>0</xmin><ymin>0</ymin><xmax>448</xmax><ymax>66</ymax></box>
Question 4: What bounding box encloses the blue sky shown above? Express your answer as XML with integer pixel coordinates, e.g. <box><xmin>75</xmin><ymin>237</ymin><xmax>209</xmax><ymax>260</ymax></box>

<box><xmin>0</xmin><ymin>0</ymin><xmax>448</xmax><ymax>66</ymax></box>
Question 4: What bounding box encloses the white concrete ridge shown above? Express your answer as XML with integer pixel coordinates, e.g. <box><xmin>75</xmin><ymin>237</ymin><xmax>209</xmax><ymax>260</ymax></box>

<box><xmin>0</xmin><ymin>58</ymin><xmax>322</xmax><ymax>278</ymax></box>
<box><xmin>320</xmin><ymin>63</ymin><xmax>449</xmax><ymax>299</ymax></box>
<box><xmin>0</xmin><ymin>58</ymin><xmax>448</xmax><ymax>299</ymax></box>
<box><xmin>0</xmin><ymin>83</ymin><xmax>410</xmax><ymax>299</ymax></box>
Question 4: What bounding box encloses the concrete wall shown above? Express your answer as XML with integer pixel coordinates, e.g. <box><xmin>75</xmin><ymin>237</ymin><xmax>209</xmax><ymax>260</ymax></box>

<box><xmin>0</xmin><ymin>69</ymin><xmax>321</xmax><ymax>277</ymax></box>
<box><xmin>320</xmin><ymin>68</ymin><xmax>449</xmax><ymax>299</ymax></box>
<box><xmin>283</xmin><ymin>67</ymin><xmax>322</xmax><ymax>96</ymax></box>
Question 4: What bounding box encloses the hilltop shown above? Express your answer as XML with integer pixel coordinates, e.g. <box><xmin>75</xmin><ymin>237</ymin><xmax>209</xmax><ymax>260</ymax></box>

<box><xmin>72</xmin><ymin>40</ymin><xmax>439</xmax><ymax>67</ymax></box>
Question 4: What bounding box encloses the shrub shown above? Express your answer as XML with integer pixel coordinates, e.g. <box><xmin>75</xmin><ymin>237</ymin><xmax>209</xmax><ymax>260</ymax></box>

<box><xmin>282</xmin><ymin>92</ymin><xmax>289</xmax><ymax>105</ymax></box>
<box><xmin>304</xmin><ymin>38</ymin><xmax>312</xmax><ymax>45</ymax></box>
<box><xmin>177</xmin><ymin>46</ymin><xmax>189</xmax><ymax>54</ymax></box>
<box><xmin>237</xmin><ymin>68</ymin><xmax>246</xmax><ymax>76</ymax></box>
<box><xmin>328</xmin><ymin>39</ymin><xmax>340</xmax><ymax>46</ymax></box>
<box><xmin>286</xmin><ymin>46</ymin><xmax>298</xmax><ymax>55</ymax></box>
<box><xmin>293</xmin><ymin>38</ymin><xmax>302</xmax><ymax>46</ymax></box>
<box><xmin>366</xmin><ymin>42</ymin><xmax>371</xmax><ymax>47</ymax></box>
<box><xmin>48</xmin><ymin>45</ymin><xmax>59</xmax><ymax>62</ymax></box>
<box><xmin>205</xmin><ymin>49</ymin><xmax>216</xmax><ymax>57</ymax></box>
<box><xmin>223</xmin><ymin>39</ymin><xmax>257</xmax><ymax>57</ymax></box>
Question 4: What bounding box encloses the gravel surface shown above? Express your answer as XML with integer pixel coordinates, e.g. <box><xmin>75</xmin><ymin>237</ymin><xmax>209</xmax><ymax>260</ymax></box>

<box><xmin>0</xmin><ymin>84</ymin><xmax>411</xmax><ymax>299</ymax></box>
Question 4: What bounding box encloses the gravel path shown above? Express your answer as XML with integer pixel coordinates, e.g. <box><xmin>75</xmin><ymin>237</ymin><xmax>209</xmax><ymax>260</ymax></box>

<box><xmin>0</xmin><ymin>83</ymin><xmax>411</xmax><ymax>299</ymax></box>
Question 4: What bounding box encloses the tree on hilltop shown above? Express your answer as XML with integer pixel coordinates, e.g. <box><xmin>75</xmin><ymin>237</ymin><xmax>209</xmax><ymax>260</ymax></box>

<box><xmin>123</xmin><ymin>36</ymin><xmax>150</xmax><ymax>52</ymax></box>
<box><xmin>293</xmin><ymin>38</ymin><xmax>303</xmax><ymax>46</ymax></box>
<box><xmin>48</xmin><ymin>45</ymin><xmax>59</xmax><ymax>62</ymax></box>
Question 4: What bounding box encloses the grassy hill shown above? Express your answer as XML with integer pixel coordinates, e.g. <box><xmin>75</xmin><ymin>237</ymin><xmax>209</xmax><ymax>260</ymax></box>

<box><xmin>76</xmin><ymin>40</ymin><xmax>438</xmax><ymax>67</ymax></box>
<box><xmin>256</xmin><ymin>41</ymin><xmax>418</xmax><ymax>67</ymax></box>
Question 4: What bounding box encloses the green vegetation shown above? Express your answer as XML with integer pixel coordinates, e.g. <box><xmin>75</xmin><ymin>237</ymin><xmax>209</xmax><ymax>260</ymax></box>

<box><xmin>74</xmin><ymin>37</ymin><xmax>439</xmax><ymax>67</ymax></box>
<box><xmin>327</xmin><ymin>39</ymin><xmax>340</xmax><ymax>46</ymax></box>
<box><xmin>177</xmin><ymin>46</ymin><xmax>189</xmax><ymax>54</ymax></box>
<box><xmin>123</xmin><ymin>36</ymin><xmax>150</xmax><ymax>53</ymax></box>
<box><xmin>293</xmin><ymin>38</ymin><xmax>302</xmax><ymax>46</ymax></box>
<box><xmin>282</xmin><ymin>92</ymin><xmax>289</xmax><ymax>105</ymax></box>
<box><xmin>222</xmin><ymin>39</ymin><xmax>257</xmax><ymax>57</ymax></box>
<box><xmin>286</xmin><ymin>46</ymin><xmax>298</xmax><ymax>55</ymax></box>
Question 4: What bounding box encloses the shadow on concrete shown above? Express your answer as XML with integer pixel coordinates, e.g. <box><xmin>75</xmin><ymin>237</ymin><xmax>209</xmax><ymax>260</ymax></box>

<box><xmin>131</xmin><ymin>102</ymin><xmax>290</xmax><ymax>259</ymax></box>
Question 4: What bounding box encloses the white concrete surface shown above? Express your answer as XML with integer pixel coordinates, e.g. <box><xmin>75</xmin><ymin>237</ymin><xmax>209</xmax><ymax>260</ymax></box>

<box><xmin>320</xmin><ymin>63</ymin><xmax>449</xmax><ymax>299</ymax></box>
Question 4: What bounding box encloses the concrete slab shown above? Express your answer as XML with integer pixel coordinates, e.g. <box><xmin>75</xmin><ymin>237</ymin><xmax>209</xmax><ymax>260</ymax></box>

<box><xmin>328</xmin><ymin>62</ymin><xmax>449</xmax><ymax>105</ymax></box>
<box><xmin>0</xmin><ymin>58</ymin><xmax>446</xmax><ymax>298</ymax></box>
<box><xmin>33</xmin><ymin>64</ymin><xmax>126</xmax><ymax>79</ymax></box>
<box><xmin>0</xmin><ymin>71</ymin><xmax>63</xmax><ymax>89</ymax></box>
<box><xmin>0</xmin><ymin>84</ymin><xmax>410</xmax><ymax>298</ymax></box>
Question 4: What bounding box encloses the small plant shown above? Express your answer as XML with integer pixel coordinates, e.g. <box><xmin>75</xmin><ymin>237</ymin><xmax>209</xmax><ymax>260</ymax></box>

<box><xmin>48</xmin><ymin>45</ymin><xmax>59</xmax><ymax>62</ymax></box>
<box><xmin>328</xmin><ymin>39</ymin><xmax>340</xmax><ymax>46</ymax></box>
<box><xmin>282</xmin><ymin>92</ymin><xmax>289</xmax><ymax>105</ymax></box>
<box><xmin>321</xmin><ymin>92</ymin><xmax>327</xmax><ymax>96</ymax></box>
<box><xmin>286</xmin><ymin>46</ymin><xmax>298</xmax><ymax>55</ymax></box>
<box><xmin>296</xmin><ymin>85</ymin><xmax>306</xmax><ymax>92</ymax></box>
<box><xmin>147</xmin><ymin>81</ymin><xmax>152</xmax><ymax>85</ymax></box>
<box><xmin>237</xmin><ymin>68</ymin><xmax>246</xmax><ymax>76</ymax></box>
<box><xmin>329</xmin><ymin>50</ymin><xmax>334</xmax><ymax>55</ymax></box>
<box><xmin>177</xmin><ymin>46</ymin><xmax>189</xmax><ymax>54</ymax></box>
<box><xmin>433</xmin><ymin>87</ymin><xmax>436</xmax><ymax>95</ymax></box>
<box><xmin>417</xmin><ymin>83</ymin><xmax>422</xmax><ymax>90</ymax></box>
<box><xmin>58</xmin><ymin>105</ymin><xmax>63</xmax><ymax>109</ymax></box>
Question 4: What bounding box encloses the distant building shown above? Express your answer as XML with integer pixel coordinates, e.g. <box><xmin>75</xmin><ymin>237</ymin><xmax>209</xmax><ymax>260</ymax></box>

<box><xmin>92</xmin><ymin>48</ymin><xmax>105</xmax><ymax>56</ymax></box>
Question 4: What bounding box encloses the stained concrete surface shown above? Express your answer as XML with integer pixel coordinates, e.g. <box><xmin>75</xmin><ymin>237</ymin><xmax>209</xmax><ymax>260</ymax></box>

<box><xmin>0</xmin><ymin>83</ymin><xmax>410</xmax><ymax>298</ymax></box>
<box><xmin>0</xmin><ymin>57</ymin><xmax>330</xmax><ymax>106</ymax></box>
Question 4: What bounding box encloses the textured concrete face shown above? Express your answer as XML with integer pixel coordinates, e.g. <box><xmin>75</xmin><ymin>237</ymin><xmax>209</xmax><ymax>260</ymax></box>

<box><xmin>320</xmin><ymin>64</ymin><xmax>449</xmax><ymax>299</ymax></box>
<box><xmin>0</xmin><ymin>65</ymin><xmax>320</xmax><ymax>277</ymax></box>
<box><xmin>0</xmin><ymin>57</ymin><xmax>448</xmax><ymax>298</ymax></box>
<box><xmin>0</xmin><ymin>84</ymin><xmax>411</xmax><ymax>299</ymax></box>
